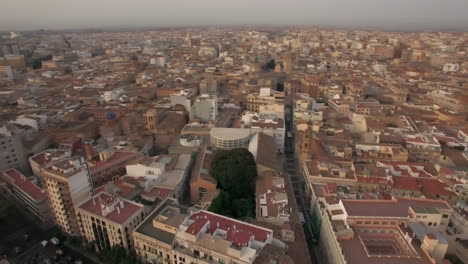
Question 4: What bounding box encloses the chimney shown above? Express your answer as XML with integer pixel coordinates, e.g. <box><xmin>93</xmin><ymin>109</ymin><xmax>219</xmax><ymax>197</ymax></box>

<box><xmin>116</xmin><ymin>206</ymin><xmax>121</xmax><ymax>214</ymax></box>
<box><xmin>120</xmin><ymin>200</ymin><xmax>124</xmax><ymax>208</ymax></box>
<box><xmin>92</xmin><ymin>197</ymin><xmax>96</xmax><ymax>205</ymax></box>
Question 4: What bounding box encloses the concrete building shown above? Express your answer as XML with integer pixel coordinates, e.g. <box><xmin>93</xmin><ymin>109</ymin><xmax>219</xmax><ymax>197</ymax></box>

<box><xmin>189</xmin><ymin>146</ymin><xmax>217</xmax><ymax>205</ymax></box>
<box><xmin>75</xmin><ymin>192</ymin><xmax>145</xmax><ymax>251</ymax></box>
<box><xmin>199</xmin><ymin>79</ymin><xmax>218</xmax><ymax>95</ymax></box>
<box><xmin>40</xmin><ymin>157</ymin><xmax>92</xmax><ymax>235</ymax></box>
<box><xmin>425</xmin><ymin>90</ymin><xmax>465</xmax><ymax>113</ymax></box>
<box><xmin>198</xmin><ymin>46</ymin><xmax>218</xmax><ymax>57</ymax></box>
<box><xmin>310</xmin><ymin>182</ymin><xmax>454</xmax><ymax>264</ymax></box>
<box><xmin>133</xmin><ymin>198</ymin><xmax>274</xmax><ymax>264</ymax></box>
<box><xmin>256</xmin><ymin>170</ymin><xmax>290</xmax><ymax>225</ymax></box>
<box><xmin>258</xmin><ymin>103</ymin><xmax>284</xmax><ymax>119</ymax></box>
<box><xmin>404</xmin><ymin>134</ymin><xmax>442</xmax><ymax>163</ymax></box>
<box><xmin>170</xmin><ymin>89</ymin><xmax>195</xmax><ymax>113</ymax></box>
<box><xmin>126</xmin><ymin>154</ymin><xmax>192</xmax><ymax>201</ymax></box>
<box><xmin>29</xmin><ymin>149</ymin><xmax>71</xmax><ymax>179</ymax></box>
<box><xmin>328</xmin><ymin>97</ymin><xmax>350</xmax><ymax>117</ymax></box>
<box><xmin>0</xmin><ymin>126</ymin><xmax>29</xmax><ymax>174</ymax></box>
<box><xmin>246</xmin><ymin>88</ymin><xmax>285</xmax><ymax>113</ymax></box>
<box><xmin>190</xmin><ymin>95</ymin><xmax>217</xmax><ymax>123</ymax></box>
<box><xmin>447</xmin><ymin>202</ymin><xmax>467</xmax><ymax>239</ymax></box>
<box><xmin>241</xmin><ymin>112</ymin><xmax>285</xmax><ymax>153</ymax></box>
<box><xmin>88</xmin><ymin>150</ymin><xmax>138</xmax><ymax>188</ymax></box>
<box><xmin>210</xmin><ymin>128</ymin><xmax>251</xmax><ymax>150</ymax></box>
<box><xmin>0</xmin><ymin>169</ymin><xmax>51</xmax><ymax>222</ymax></box>
<box><xmin>150</xmin><ymin>55</ymin><xmax>166</xmax><ymax>67</ymax></box>
<box><xmin>354</xmin><ymin>144</ymin><xmax>408</xmax><ymax>163</ymax></box>
<box><xmin>248</xmin><ymin>133</ymin><xmax>278</xmax><ymax>175</ymax></box>
<box><xmin>0</xmin><ymin>65</ymin><xmax>14</xmax><ymax>80</ymax></box>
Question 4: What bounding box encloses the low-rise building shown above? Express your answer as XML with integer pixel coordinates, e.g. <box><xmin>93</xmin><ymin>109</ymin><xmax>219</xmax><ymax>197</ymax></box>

<box><xmin>126</xmin><ymin>154</ymin><xmax>192</xmax><ymax>201</ymax></box>
<box><xmin>256</xmin><ymin>170</ymin><xmax>290</xmax><ymax>225</ymax></box>
<box><xmin>88</xmin><ymin>150</ymin><xmax>138</xmax><ymax>188</ymax></box>
<box><xmin>0</xmin><ymin>169</ymin><xmax>51</xmax><ymax>221</ymax></box>
<box><xmin>405</xmin><ymin>134</ymin><xmax>442</xmax><ymax>163</ymax></box>
<box><xmin>210</xmin><ymin>128</ymin><xmax>251</xmax><ymax>150</ymax></box>
<box><xmin>133</xmin><ymin>198</ymin><xmax>274</xmax><ymax>264</ymax></box>
<box><xmin>189</xmin><ymin>146</ymin><xmax>217</xmax><ymax>205</ymax></box>
<box><xmin>354</xmin><ymin>144</ymin><xmax>408</xmax><ymax>163</ymax></box>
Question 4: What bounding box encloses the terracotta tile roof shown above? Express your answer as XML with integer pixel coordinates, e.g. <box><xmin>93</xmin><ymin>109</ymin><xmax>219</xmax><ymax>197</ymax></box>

<box><xmin>89</xmin><ymin>151</ymin><xmax>136</xmax><ymax>173</ymax></box>
<box><xmin>256</xmin><ymin>133</ymin><xmax>278</xmax><ymax>170</ymax></box>
<box><xmin>1</xmin><ymin>169</ymin><xmax>46</xmax><ymax>201</ymax></box>
<box><xmin>78</xmin><ymin>192</ymin><xmax>143</xmax><ymax>225</ymax></box>
<box><xmin>186</xmin><ymin>210</ymin><xmax>272</xmax><ymax>247</ymax></box>
<box><xmin>343</xmin><ymin>198</ymin><xmax>451</xmax><ymax>218</ymax></box>
<box><xmin>392</xmin><ymin>177</ymin><xmax>420</xmax><ymax>191</ymax></box>
<box><xmin>141</xmin><ymin>186</ymin><xmax>172</xmax><ymax>201</ymax></box>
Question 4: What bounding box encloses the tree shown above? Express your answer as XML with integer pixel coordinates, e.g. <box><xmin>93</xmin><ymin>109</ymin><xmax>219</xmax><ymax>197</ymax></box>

<box><xmin>100</xmin><ymin>246</ymin><xmax>139</xmax><ymax>264</ymax></box>
<box><xmin>209</xmin><ymin>148</ymin><xmax>257</xmax><ymax>219</ymax></box>
<box><xmin>208</xmin><ymin>190</ymin><xmax>232</xmax><ymax>217</ymax></box>
<box><xmin>262</xmin><ymin>59</ymin><xmax>275</xmax><ymax>71</ymax></box>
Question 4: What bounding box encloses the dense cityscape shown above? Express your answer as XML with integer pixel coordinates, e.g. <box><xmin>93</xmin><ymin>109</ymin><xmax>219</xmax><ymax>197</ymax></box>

<box><xmin>0</xmin><ymin>20</ymin><xmax>467</xmax><ymax>264</ymax></box>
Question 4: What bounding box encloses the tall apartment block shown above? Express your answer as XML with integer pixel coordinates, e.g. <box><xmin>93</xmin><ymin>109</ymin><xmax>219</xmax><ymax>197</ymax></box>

<box><xmin>40</xmin><ymin>156</ymin><xmax>92</xmax><ymax>236</ymax></box>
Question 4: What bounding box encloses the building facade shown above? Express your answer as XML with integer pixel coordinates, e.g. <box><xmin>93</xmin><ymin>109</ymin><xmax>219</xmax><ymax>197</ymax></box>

<box><xmin>1</xmin><ymin>169</ymin><xmax>51</xmax><ymax>222</ymax></box>
<box><xmin>76</xmin><ymin>192</ymin><xmax>145</xmax><ymax>251</ymax></box>
<box><xmin>40</xmin><ymin>157</ymin><xmax>92</xmax><ymax>235</ymax></box>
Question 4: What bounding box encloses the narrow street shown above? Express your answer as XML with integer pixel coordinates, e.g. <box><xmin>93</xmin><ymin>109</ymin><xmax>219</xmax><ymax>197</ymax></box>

<box><xmin>283</xmin><ymin>103</ymin><xmax>320</xmax><ymax>264</ymax></box>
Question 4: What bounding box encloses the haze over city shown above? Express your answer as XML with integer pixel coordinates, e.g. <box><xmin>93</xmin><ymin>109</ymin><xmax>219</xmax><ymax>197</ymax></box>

<box><xmin>0</xmin><ymin>1</ymin><xmax>467</xmax><ymax>264</ymax></box>
<box><xmin>1</xmin><ymin>0</ymin><xmax>468</xmax><ymax>31</ymax></box>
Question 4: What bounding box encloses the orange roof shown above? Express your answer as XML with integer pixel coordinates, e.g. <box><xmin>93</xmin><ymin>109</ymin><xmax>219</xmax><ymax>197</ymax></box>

<box><xmin>1</xmin><ymin>169</ymin><xmax>46</xmax><ymax>201</ymax></box>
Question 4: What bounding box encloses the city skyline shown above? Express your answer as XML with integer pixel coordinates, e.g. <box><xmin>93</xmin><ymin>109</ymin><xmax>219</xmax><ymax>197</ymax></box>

<box><xmin>1</xmin><ymin>0</ymin><xmax>468</xmax><ymax>31</ymax></box>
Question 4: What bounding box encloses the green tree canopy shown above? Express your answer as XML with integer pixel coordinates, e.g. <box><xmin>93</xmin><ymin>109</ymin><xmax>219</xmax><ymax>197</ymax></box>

<box><xmin>209</xmin><ymin>148</ymin><xmax>257</xmax><ymax>219</ymax></box>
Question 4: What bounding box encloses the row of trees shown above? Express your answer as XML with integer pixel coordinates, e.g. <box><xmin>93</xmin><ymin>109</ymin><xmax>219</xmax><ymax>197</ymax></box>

<box><xmin>208</xmin><ymin>148</ymin><xmax>257</xmax><ymax>219</ymax></box>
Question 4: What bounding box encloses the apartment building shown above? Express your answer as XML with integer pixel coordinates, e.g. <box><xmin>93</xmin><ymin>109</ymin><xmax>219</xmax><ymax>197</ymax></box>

<box><xmin>354</xmin><ymin>144</ymin><xmax>408</xmax><ymax>163</ymax></box>
<box><xmin>88</xmin><ymin>150</ymin><xmax>138</xmax><ymax>187</ymax></box>
<box><xmin>133</xmin><ymin>198</ymin><xmax>274</xmax><ymax>264</ymax></box>
<box><xmin>75</xmin><ymin>192</ymin><xmax>145</xmax><ymax>251</ymax></box>
<box><xmin>328</xmin><ymin>98</ymin><xmax>350</xmax><ymax>117</ymax></box>
<box><xmin>302</xmin><ymin>159</ymin><xmax>357</xmax><ymax>186</ymax></box>
<box><xmin>190</xmin><ymin>95</ymin><xmax>217</xmax><ymax>123</ymax></box>
<box><xmin>246</xmin><ymin>88</ymin><xmax>284</xmax><ymax>112</ymax></box>
<box><xmin>310</xmin><ymin>182</ymin><xmax>453</xmax><ymax>264</ymax></box>
<box><xmin>405</xmin><ymin>134</ymin><xmax>442</xmax><ymax>163</ymax></box>
<box><xmin>0</xmin><ymin>126</ymin><xmax>29</xmax><ymax>174</ymax></box>
<box><xmin>29</xmin><ymin>148</ymin><xmax>70</xmax><ymax>179</ymax></box>
<box><xmin>40</xmin><ymin>156</ymin><xmax>92</xmax><ymax>235</ymax></box>
<box><xmin>425</xmin><ymin>90</ymin><xmax>465</xmax><ymax>113</ymax></box>
<box><xmin>0</xmin><ymin>169</ymin><xmax>51</xmax><ymax>221</ymax></box>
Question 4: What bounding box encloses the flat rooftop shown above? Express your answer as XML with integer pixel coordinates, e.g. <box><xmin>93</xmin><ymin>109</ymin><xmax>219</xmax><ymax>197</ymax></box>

<box><xmin>134</xmin><ymin>198</ymin><xmax>191</xmax><ymax>245</ymax></box>
<box><xmin>342</xmin><ymin>198</ymin><xmax>451</xmax><ymax>218</ymax></box>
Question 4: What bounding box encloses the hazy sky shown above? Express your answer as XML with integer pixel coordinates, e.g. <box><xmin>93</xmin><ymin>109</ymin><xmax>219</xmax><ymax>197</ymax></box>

<box><xmin>1</xmin><ymin>0</ymin><xmax>467</xmax><ymax>31</ymax></box>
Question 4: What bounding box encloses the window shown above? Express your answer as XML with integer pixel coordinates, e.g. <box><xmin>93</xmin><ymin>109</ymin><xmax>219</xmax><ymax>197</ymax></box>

<box><xmin>442</xmin><ymin>214</ymin><xmax>449</xmax><ymax>218</ymax></box>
